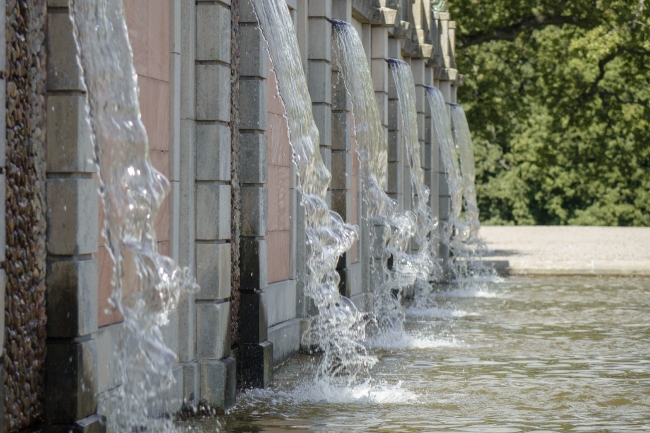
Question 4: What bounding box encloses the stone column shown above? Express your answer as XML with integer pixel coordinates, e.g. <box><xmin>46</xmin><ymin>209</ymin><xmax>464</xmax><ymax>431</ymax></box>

<box><xmin>44</xmin><ymin>1</ymin><xmax>103</xmax><ymax>431</ymax></box>
<box><xmin>193</xmin><ymin>0</ymin><xmax>237</xmax><ymax>408</ymax></box>
<box><xmin>238</xmin><ymin>0</ymin><xmax>273</xmax><ymax>389</ymax></box>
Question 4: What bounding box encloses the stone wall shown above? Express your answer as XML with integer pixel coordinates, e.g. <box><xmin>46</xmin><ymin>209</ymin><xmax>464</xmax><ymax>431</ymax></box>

<box><xmin>4</xmin><ymin>0</ymin><xmax>463</xmax><ymax>424</ymax></box>
<box><xmin>4</xmin><ymin>0</ymin><xmax>46</xmax><ymax>430</ymax></box>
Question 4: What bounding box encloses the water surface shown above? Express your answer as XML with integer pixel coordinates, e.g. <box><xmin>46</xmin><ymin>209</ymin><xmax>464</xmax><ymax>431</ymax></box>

<box><xmin>186</xmin><ymin>277</ymin><xmax>650</xmax><ymax>432</ymax></box>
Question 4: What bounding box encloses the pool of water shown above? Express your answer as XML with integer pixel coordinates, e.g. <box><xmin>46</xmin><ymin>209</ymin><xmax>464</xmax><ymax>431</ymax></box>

<box><xmin>183</xmin><ymin>276</ymin><xmax>650</xmax><ymax>432</ymax></box>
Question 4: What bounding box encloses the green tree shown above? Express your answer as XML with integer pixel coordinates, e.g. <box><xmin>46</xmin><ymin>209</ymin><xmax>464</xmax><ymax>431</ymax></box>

<box><xmin>449</xmin><ymin>0</ymin><xmax>650</xmax><ymax>226</ymax></box>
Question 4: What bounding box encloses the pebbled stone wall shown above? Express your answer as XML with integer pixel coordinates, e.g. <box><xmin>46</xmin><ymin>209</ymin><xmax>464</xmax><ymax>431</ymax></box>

<box><xmin>3</xmin><ymin>0</ymin><xmax>47</xmax><ymax>430</ymax></box>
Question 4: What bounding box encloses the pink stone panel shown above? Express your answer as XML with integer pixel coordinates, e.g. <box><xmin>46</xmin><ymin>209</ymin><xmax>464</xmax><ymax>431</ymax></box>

<box><xmin>124</xmin><ymin>0</ymin><xmax>149</xmax><ymax>77</ymax></box>
<box><xmin>268</xmin><ymin>113</ymin><xmax>291</xmax><ymax>166</ymax></box>
<box><xmin>139</xmin><ymin>76</ymin><xmax>170</xmax><ymax>151</ymax></box>
<box><xmin>147</xmin><ymin>0</ymin><xmax>170</xmax><ymax>82</ymax></box>
<box><xmin>276</xmin><ymin>166</ymin><xmax>291</xmax><ymax>231</ymax></box>
<box><xmin>267</xmin><ymin>165</ymin><xmax>279</xmax><ymax>232</ymax></box>
<box><xmin>267</xmin><ymin>231</ymin><xmax>291</xmax><ymax>283</ymax></box>
<box><xmin>99</xmin><ymin>2</ymin><xmax>171</xmax><ymax>327</ymax></box>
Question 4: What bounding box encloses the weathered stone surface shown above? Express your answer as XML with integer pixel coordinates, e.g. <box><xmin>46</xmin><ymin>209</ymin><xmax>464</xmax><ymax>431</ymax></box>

<box><xmin>46</xmin><ymin>95</ymin><xmax>95</xmax><ymax>173</ymax></box>
<box><xmin>196</xmin><ymin>3</ymin><xmax>231</xmax><ymax>63</ymax></box>
<box><xmin>240</xmin><ymin>78</ymin><xmax>268</xmax><ymax>130</ymax></box>
<box><xmin>196</xmin><ymin>243</ymin><xmax>231</xmax><ymax>301</ymax></box>
<box><xmin>238</xmin><ymin>341</ymin><xmax>273</xmax><ymax>389</ymax></box>
<box><xmin>46</xmin><ymin>178</ymin><xmax>99</xmax><ymax>255</ymax></box>
<box><xmin>45</xmin><ymin>340</ymin><xmax>98</xmax><ymax>423</ymax></box>
<box><xmin>45</xmin><ymin>414</ymin><xmax>106</xmax><ymax>433</ymax></box>
<box><xmin>46</xmin><ymin>259</ymin><xmax>98</xmax><ymax>338</ymax></box>
<box><xmin>196</xmin><ymin>183</ymin><xmax>231</xmax><ymax>241</ymax></box>
<box><xmin>199</xmin><ymin>357</ymin><xmax>236</xmax><ymax>410</ymax></box>
<box><xmin>241</xmin><ymin>186</ymin><xmax>268</xmax><ymax>237</ymax></box>
<box><xmin>47</xmin><ymin>12</ymin><xmax>85</xmax><ymax>91</ymax></box>
<box><xmin>239</xmin><ymin>292</ymin><xmax>268</xmax><ymax>344</ymax></box>
<box><xmin>196</xmin><ymin>123</ymin><xmax>231</xmax><ymax>181</ymax></box>
<box><xmin>196</xmin><ymin>302</ymin><xmax>231</xmax><ymax>360</ymax></box>
<box><xmin>239</xmin><ymin>26</ymin><xmax>268</xmax><ymax>79</ymax></box>
<box><xmin>240</xmin><ymin>132</ymin><xmax>268</xmax><ymax>184</ymax></box>
<box><xmin>239</xmin><ymin>238</ymin><xmax>268</xmax><ymax>292</ymax></box>
<box><xmin>196</xmin><ymin>64</ymin><xmax>231</xmax><ymax>122</ymax></box>
<box><xmin>267</xmin><ymin>319</ymin><xmax>300</xmax><ymax>365</ymax></box>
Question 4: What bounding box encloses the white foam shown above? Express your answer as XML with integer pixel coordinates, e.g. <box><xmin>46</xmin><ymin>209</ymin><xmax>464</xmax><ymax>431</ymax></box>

<box><xmin>406</xmin><ymin>306</ymin><xmax>469</xmax><ymax>318</ymax></box>
<box><xmin>367</xmin><ymin>330</ymin><xmax>464</xmax><ymax>350</ymax></box>
<box><xmin>239</xmin><ymin>379</ymin><xmax>417</xmax><ymax>406</ymax></box>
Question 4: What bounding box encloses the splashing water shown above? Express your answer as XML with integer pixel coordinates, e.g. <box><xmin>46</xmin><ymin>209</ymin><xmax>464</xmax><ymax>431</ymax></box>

<box><xmin>424</xmin><ymin>85</ymin><xmax>470</xmax><ymax>279</ymax></box>
<box><xmin>251</xmin><ymin>0</ymin><xmax>375</xmax><ymax>385</ymax></box>
<box><xmin>70</xmin><ymin>0</ymin><xmax>198</xmax><ymax>430</ymax></box>
<box><xmin>387</xmin><ymin>60</ymin><xmax>439</xmax><ymax>282</ymax></box>
<box><xmin>450</xmin><ymin>104</ymin><xmax>481</xmax><ymax>245</ymax></box>
<box><xmin>331</xmin><ymin>21</ymin><xmax>426</xmax><ymax>333</ymax></box>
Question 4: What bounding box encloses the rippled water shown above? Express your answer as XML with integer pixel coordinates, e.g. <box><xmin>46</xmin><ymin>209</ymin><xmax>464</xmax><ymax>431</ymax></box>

<box><xmin>183</xmin><ymin>276</ymin><xmax>650</xmax><ymax>432</ymax></box>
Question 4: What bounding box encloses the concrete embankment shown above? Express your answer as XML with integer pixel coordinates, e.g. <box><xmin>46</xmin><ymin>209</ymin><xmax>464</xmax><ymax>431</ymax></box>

<box><xmin>480</xmin><ymin>226</ymin><xmax>650</xmax><ymax>276</ymax></box>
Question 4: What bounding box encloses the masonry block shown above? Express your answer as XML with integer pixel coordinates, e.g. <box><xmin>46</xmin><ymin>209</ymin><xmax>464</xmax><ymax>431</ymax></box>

<box><xmin>45</xmin><ymin>414</ymin><xmax>106</xmax><ymax>433</ymax></box>
<box><xmin>439</xmin><ymin>172</ymin><xmax>450</xmax><ymax>196</ymax></box>
<box><xmin>331</xmin><ymin>112</ymin><xmax>351</xmax><ymax>151</ymax></box>
<box><xmin>267</xmin><ymin>319</ymin><xmax>300</xmax><ymax>365</ymax></box>
<box><xmin>196</xmin><ymin>64</ymin><xmax>231</xmax><ymax>122</ymax></box>
<box><xmin>196</xmin><ymin>3</ymin><xmax>230</xmax><ymax>62</ymax></box>
<box><xmin>387</xmin><ymin>162</ymin><xmax>400</xmax><ymax>194</ymax></box>
<box><xmin>196</xmin><ymin>301</ymin><xmax>231</xmax><ymax>360</ymax></box>
<box><xmin>264</xmin><ymin>280</ymin><xmax>298</xmax><ymax>327</ymax></box>
<box><xmin>46</xmin><ymin>178</ymin><xmax>98</xmax><ymax>255</ymax></box>
<box><xmin>308</xmin><ymin>19</ymin><xmax>332</xmax><ymax>61</ymax></box>
<box><xmin>47</xmin><ymin>95</ymin><xmax>94</xmax><ymax>173</ymax></box>
<box><xmin>45</xmin><ymin>340</ymin><xmax>98</xmax><ymax>423</ymax></box>
<box><xmin>375</xmin><ymin>92</ymin><xmax>388</xmax><ymax>126</ymax></box>
<box><xmin>177</xmin><ymin>294</ymin><xmax>196</xmax><ymax>362</ymax></box>
<box><xmin>388</xmin><ymin>99</ymin><xmax>401</xmax><ymax>130</ymax></box>
<box><xmin>238</xmin><ymin>342</ymin><xmax>273</xmax><ymax>389</ymax></box>
<box><xmin>320</xmin><ymin>146</ymin><xmax>332</xmax><ymax>171</ymax></box>
<box><xmin>308</xmin><ymin>0</ymin><xmax>332</xmax><ymax>17</ymax></box>
<box><xmin>46</xmin><ymin>259</ymin><xmax>98</xmax><ymax>338</ymax></box>
<box><xmin>196</xmin><ymin>243</ymin><xmax>231</xmax><ymax>301</ymax></box>
<box><xmin>196</xmin><ymin>184</ymin><xmax>231</xmax><ymax>240</ymax></box>
<box><xmin>239</xmin><ymin>238</ymin><xmax>268</xmax><ymax>291</ymax></box>
<box><xmin>240</xmin><ymin>25</ymin><xmax>268</xmax><ymax>79</ymax></box>
<box><xmin>332</xmin><ymin>71</ymin><xmax>352</xmax><ymax>112</ymax></box>
<box><xmin>199</xmin><ymin>357</ymin><xmax>236</xmax><ymax>410</ymax></box>
<box><xmin>387</xmin><ymin>131</ymin><xmax>400</xmax><ymax>161</ymax></box>
<box><xmin>196</xmin><ymin>123</ymin><xmax>231</xmax><ymax>181</ymax></box>
<box><xmin>239</xmin><ymin>292</ymin><xmax>268</xmax><ymax>344</ymax></box>
<box><xmin>440</xmin><ymin>196</ymin><xmax>451</xmax><ymax>220</ymax></box>
<box><xmin>371</xmin><ymin>26</ymin><xmax>388</xmax><ymax>59</ymax></box>
<box><xmin>308</xmin><ymin>62</ymin><xmax>332</xmax><ymax>104</ymax></box>
<box><xmin>182</xmin><ymin>362</ymin><xmax>200</xmax><ymax>406</ymax></box>
<box><xmin>330</xmin><ymin>151</ymin><xmax>351</xmax><ymax>190</ymax></box>
<box><xmin>240</xmin><ymin>132</ymin><xmax>268</xmax><ymax>184</ymax></box>
<box><xmin>331</xmin><ymin>190</ymin><xmax>348</xmax><ymax>220</ymax></box>
<box><xmin>240</xmin><ymin>78</ymin><xmax>269</xmax><ymax>130</ymax></box>
<box><xmin>47</xmin><ymin>12</ymin><xmax>85</xmax><ymax>91</ymax></box>
<box><xmin>312</xmin><ymin>104</ymin><xmax>332</xmax><ymax>147</ymax></box>
<box><xmin>239</xmin><ymin>0</ymin><xmax>257</xmax><ymax>23</ymax></box>
<box><xmin>241</xmin><ymin>186</ymin><xmax>268</xmax><ymax>237</ymax></box>
<box><xmin>371</xmin><ymin>59</ymin><xmax>388</xmax><ymax>93</ymax></box>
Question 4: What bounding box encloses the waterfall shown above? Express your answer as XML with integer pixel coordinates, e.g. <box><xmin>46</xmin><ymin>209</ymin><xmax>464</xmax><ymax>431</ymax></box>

<box><xmin>451</xmin><ymin>104</ymin><xmax>481</xmax><ymax>243</ymax></box>
<box><xmin>425</xmin><ymin>86</ymin><xmax>469</xmax><ymax>278</ymax></box>
<box><xmin>252</xmin><ymin>0</ymin><xmax>375</xmax><ymax>384</ymax></box>
<box><xmin>386</xmin><ymin>60</ymin><xmax>438</xmax><ymax>282</ymax></box>
<box><xmin>330</xmin><ymin>21</ymin><xmax>422</xmax><ymax>332</ymax></box>
<box><xmin>70</xmin><ymin>0</ymin><xmax>198</xmax><ymax>430</ymax></box>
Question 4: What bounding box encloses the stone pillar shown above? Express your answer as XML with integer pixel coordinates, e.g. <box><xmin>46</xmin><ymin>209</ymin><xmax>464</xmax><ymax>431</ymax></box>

<box><xmin>177</xmin><ymin>0</ymin><xmax>198</xmax><ymax>407</ymax></box>
<box><xmin>308</xmin><ymin>0</ymin><xmax>333</xmax><ymax>206</ymax></box>
<box><xmin>424</xmin><ymin>66</ymin><xmax>440</xmax><ymax>244</ymax></box>
<box><xmin>44</xmin><ymin>1</ymin><xmax>104</xmax><ymax>431</ymax></box>
<box><xmin>237</xmin><ymin>0</ymin><xmax>273</xmax><ymax>389</ymax></box>
<box><xmin>193</xmin><ymin>0</ymin><xmax>237</xmax><ymax>408</ymax></box>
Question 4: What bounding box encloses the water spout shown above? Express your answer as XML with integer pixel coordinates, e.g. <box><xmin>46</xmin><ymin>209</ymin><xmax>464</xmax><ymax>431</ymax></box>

<box><xmin>252</xmin><ymin>0</ymin><xmax>375</xmax><ymax>385</ymax></box>
<box><xmin>70</xmin><ymin>0</ymin><xmax>198</xmax><ymax>430</ymax></box>
<box><xmin>331</xmin><ymin>20</ymin><xmax>427</xmax><ymax>333</ymax></box>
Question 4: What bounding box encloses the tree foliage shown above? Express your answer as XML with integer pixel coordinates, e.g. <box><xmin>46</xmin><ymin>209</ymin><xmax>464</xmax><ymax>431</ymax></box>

<box><xmin>449</xmin><ymin>0</ymin><xmax>650</xmax><ymax>226</ymax></box>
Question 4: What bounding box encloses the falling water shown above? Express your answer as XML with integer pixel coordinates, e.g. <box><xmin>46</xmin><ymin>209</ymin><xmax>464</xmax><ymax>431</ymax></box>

<box><xmin>425</xmin><ymin>86</ymin><xmax>468</xmax><ymax>278</ymax></box>
<box><xmin>387</xmin><ymin>60</ymin><xmax>438</xmax><ymax>281</ymax></box>
<box><xmin>70</xmin><ymin>0</ymin><xmax>198</xmax><ymax>430</ymax></box>
<box><xmin>252</xmin><ymin>0</ymin><xmax>375</xmax><ymax>384</ymax></box>
<box><xmin>330</xmin><ymin>21</ymin><xmax>424</xmax><ymax>332</ymax></box>
<box><xmin>450</xmin><ymin>104</ymin><xmax>481</xmax><ymax>243</ymax></box>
